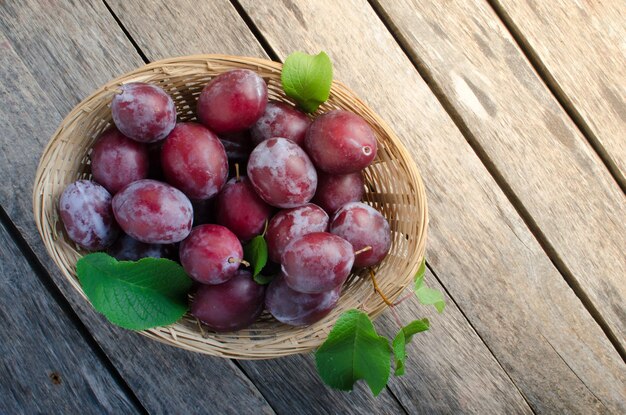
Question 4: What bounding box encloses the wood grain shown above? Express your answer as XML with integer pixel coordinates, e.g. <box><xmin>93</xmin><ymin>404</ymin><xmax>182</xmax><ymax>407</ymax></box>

<box><xmin>106</xmin><ymin>0</ymin><xmax>267</xmax><ymax>59</ymax></box>
<box><xmin>106</xmin><ymin>1</ymin><xmax>540</xmax><ymax>413</ymax></box>
<box><xmin>0</xmin><ymin>3</ymin><xmax>274</xmax><ymax>414</ymax></box>
<box><xmin>237</xmin><ymin>0</ymin><xmax>626</xmax><ymax>413</ymax></box>
<box><xmin>238</xmin><ymin>354</ymin><xmax>407</xmax><ymax>415</ymax></box>
<box><xmin>373</xmin><ymin>0</ymin><xmax>626</xmax><ymax>358</ymax></box>
<box><xmin>0</xmin><ymin>219</ymin><xmax>140</xmax><ymax>414</ymax></box>
<box><xmin>380</xmin><ymin>272</ymin><xmax>531</xmax><ymax>414</ymax></box>
<box><xmin>493</xmin><ymin>0</ymin><xmax>626</xmax><ymax>188</ymax></box>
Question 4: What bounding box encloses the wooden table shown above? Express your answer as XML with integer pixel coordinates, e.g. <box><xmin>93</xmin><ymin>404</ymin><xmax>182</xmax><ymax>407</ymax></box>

<box><xmin>1</xmin><ymin>1</ymin><xmax>624</xmax><ymax>413</ymax></box>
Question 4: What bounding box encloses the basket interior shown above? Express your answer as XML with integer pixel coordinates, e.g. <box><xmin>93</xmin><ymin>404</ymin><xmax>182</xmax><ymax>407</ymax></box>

<box><xmin>33</xmin><ymin>56</ymin><xmax>427</xmax><ymax>358</ymax></box>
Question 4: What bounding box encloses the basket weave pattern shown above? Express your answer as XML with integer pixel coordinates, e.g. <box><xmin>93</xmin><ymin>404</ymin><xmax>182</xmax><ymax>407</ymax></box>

<box><xmin>32</xmin><ymin>55</ymin><xmax>427</xmax><ymax>359</ymax></box>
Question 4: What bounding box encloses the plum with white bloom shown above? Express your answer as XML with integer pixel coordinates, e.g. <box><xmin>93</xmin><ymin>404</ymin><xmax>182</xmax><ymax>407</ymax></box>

<box><xmin>281</xmin><ymin>232</ymin><xmax>354</xmax><ymax>294</ymax></box>
<box><xmin>247</xmin><ymin>137</ymin><xmax>317</xmax><ymax>208</ymax></box>
<box><xmin>59</xmin><ymin>180</ymin><xmax>119</xmax><ymax>250</ymax></box>
<box><xmin>330</xmin><ymin>202</ymin><xmax>391</xmax><ymax>268</ymax></box>
<box><xmin>111</xmin><ymin>82</ymin><xmax>176</xmax><ymax>143</ymax></box>
<box><xmin>112</xmin><ymin>179</ymin><xmax>193</xmax><ymax>244</ymax></box>
<box><xmin>266</xmin><ymin>203</ymin><xmax>329</xmax><ymax>263</ymax></box>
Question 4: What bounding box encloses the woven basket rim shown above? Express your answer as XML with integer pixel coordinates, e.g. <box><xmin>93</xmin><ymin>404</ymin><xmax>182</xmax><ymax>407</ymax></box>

<box><xmin>32</xmin><ymin>54</ymin><xmax>428</xmax><ymax>359</ymax></box>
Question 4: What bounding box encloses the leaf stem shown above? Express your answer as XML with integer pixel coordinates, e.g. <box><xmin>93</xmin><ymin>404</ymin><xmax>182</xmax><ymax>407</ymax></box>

<box><xmin>353</xmin><ymin>245</ymin><xmax>372</xmax><ymax>256</ymax></box>
<box><xmin>262</xmin><ymin>219</ymin><xmax>269</xmax><ymax>238</ymax></box>
<box><xmin>393</xmin><ymin>291</ymin><xmax>414</xmax><ymax>307</ymax></box>
<box><xmin>390</xmin><ymin>306</ymin><xmax>403</xmax><ymax>328</ymax></box>
<box><xmin>369</xmin><ymin>268</ymin><xmax>393</xmax><ymax>307</ymax></box>
<box><xmin>228</xmin><ymin>257</ymin><xmax>250</xmax><ymax>267</ymax></box>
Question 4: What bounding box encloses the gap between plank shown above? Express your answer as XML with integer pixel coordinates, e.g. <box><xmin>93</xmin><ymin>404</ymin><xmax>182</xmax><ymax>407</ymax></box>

<box><xmin>233</xmin><ymin>358</ymin><xmax>409</xmax><ymax>415</ymax></box>
<box><xmin>487</xmin><ymin>0</ymin><xmax>626</xmax><ymax>194</ymax></box>
<box><xmin>540</xmin><ymin>333</ymin><xmax>609</xmax><ymax>412</ymax></box>
<box><xmin>229</xmin><ymin>361</ymin><xmax>287</xmax><ymax>415</ymax></box>
<box><xmin>367</xmin><ymin>0</ymin><xmax>626</xmax><ymax>364</ymax></box>
<box><xmin>101</xmin><ymin>0</ymin><xmax>149</xmax><ymax>64</ymax></box>
<box><xmin>230</xmin><ymin>361</ymin><xmax>280</xmax><ymax>415</ymax></box>
<box><xmin>385</xmin><ymin>385</ymin><xmax>410</xmax><ymax>414</ymax></box>
<box><xmin>426</xmin><ymin>262</ymin><xmax>538</xmax><ymax>413</ymax></box>
<box><xmin>229</xmin><ymin>0</ymin><xmax>281</xmax><ymax>61</ymax></box>
<box><xmin>0</xmin><ymin>206</ymin><xmax>149</xmax><ymax>415</ymax></box>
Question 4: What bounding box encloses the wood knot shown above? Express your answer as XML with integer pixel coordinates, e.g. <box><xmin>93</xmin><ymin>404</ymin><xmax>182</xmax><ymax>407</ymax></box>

<box><xmin>49</xmin><ymin>372</ymin><xmax>62</xmax><ymax>385</ymax></box>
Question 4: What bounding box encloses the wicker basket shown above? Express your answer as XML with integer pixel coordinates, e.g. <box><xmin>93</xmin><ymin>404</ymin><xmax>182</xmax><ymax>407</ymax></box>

<box><xmin>32</xmin><ymin>55</ymin><xmax>427</xmax><ymax>359</ymax></box>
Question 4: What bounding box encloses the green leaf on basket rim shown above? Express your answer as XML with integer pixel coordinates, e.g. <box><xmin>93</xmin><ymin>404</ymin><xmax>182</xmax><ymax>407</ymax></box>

<box><xmin>315</xmin><ymin>309</ymin><xmax>390</xmax><ymax>396</ymax></box>
<box><xmin>76</xmin><ymin>253</ymin><xmax>192</xmax><ymax>330</ymax></box>
<box><xmin>392</xmin><ymin>319</ymin><xmax>429</xmax><ymax>376</ymax></box>
<box><xmin>281</xmin><ymin>51</ymin><xmax>333</xmax><ymax>113</ymax></box>
<box><xmin>243</xmin><ymin>235</ymin><xmax>268</xmax><ymax>277</ymax></box>
<box><xmin>414</xmin><ymin>258</ymin><xmax>446</xmax><ymax>313</ymax></box>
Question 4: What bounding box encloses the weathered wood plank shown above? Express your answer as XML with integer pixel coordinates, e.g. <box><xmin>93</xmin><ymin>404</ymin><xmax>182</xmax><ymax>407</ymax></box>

<box><xmin>106</xmin><ymin>1</ymin><xmax>538</xmax><ymax>413</ymax></box>
<box><xmin>238</xmin><ymin>355</ymin><xmax>407</xmax><ymax>415</ymax></box>
<box><xmin>381</xmin><ymin>273</ymin><xmax>531</xmax><ymax>414</ymax></box>
<box><xmin>0</xmin><ymin>0</ymin><xmax>141</xmax><ymax>116</ymax></box>
<box><xmin>107</xmin><ymin>0</ymin><xmax>267</xmax><ymax>58</ymax></box>
<box><xmin>0</xmin><ymin>218</ymin><xmax>141</xmax><ymax>414</ymax></box>
<box><xmin>0</xmin><ymin>3</ymin><xmax>275</xmax><ymax>414</ymax></box>
<box><xmin>492</xmin><ymin>0</ymin><xmax>626</xmax><ymax>188</ymax></box>
<box><xmin>236</xmin><ymin>0</ymin><xmax>626</xmax><ymax>413</ymax></box>
<box><xmin>373</xmin><ymin>0</ymin><xmax>626</xmax><ymax>360</ymax></box>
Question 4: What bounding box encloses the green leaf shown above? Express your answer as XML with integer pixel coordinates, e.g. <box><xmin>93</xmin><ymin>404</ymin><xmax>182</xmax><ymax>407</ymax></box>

<box><xmin>76</xmin><ymin>253</ymin><xmax>192</xmax><ymax>330</ymax></box>
<box><xmin>253</xmin><ymin>273</ymin><xmax>275</xmax><ymax>285</ymax></box>
<box><xmin>414</xmin><ymin>260</ymin><xmax>446</xmax><ymax>313</ymax></box>
<box><xmin>243</xmin><ymin>235</ymin><xmax>268</xmax><ymax>277</ymax></box>
<box><xmin>415</xmin><ymin>257</ymin><xmax>426</xmax><ymax>281</ymax></box>
<box><xmin>253</xmin><ymin>259</ymin><xmax>280</xmax><ymax>285</ymax></box>
<box><xmin>392</xmin><ymin>319</ymin><xmax>429</xmax><ymax>376</ymax></box>
<box><xmin>315</xmin><ymin>309</ymin><xmax>390</xmax><ymax>396</ymax></box>
<box><xmin>281</xmin><ymin>51</ymin><xmax>333</xmax><ymax>113</ymax></box>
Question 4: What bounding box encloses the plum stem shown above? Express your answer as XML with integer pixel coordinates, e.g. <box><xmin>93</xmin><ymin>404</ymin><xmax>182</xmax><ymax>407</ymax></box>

<box><xmin>113</xmin><ymin>88</ymin><xmax>124</xmax><ymax>95</ymax></box>
<box><xmin>228</xmin><ymin>257</ymin><xmax>250</xmax><ymax>267</ymax></box>
<box><xmin>235</xmin><ymin>163</ymin><xmax>240</xmax><ymax>182</ymax></box>
<box><xmin>354</xmin><ymin>245</ymin><xmax>372</xmax><ymax>256</ymax></box>
<box><xmin>369</xmin><ymin>268</ymin><xmax>393</xmax><ymax>306</ymax></box>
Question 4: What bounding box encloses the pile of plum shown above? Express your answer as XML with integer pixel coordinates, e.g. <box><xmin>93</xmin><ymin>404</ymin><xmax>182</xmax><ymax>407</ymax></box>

<box><xmin>59</xmin><ymin>69</ymin><xmax>391</xmax><ymax>332</ymax></box>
